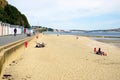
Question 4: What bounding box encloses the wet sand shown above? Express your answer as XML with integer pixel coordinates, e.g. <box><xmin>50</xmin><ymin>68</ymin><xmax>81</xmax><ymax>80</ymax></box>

<box><xmin>94</xmin><ymin>38</ymin><xmax>120</xmax><ymax>48</ymax></box>
<box><xmin>1</xmin><ymin>34</ymin><xmax>120</xmax><ymax>80</ymax></box>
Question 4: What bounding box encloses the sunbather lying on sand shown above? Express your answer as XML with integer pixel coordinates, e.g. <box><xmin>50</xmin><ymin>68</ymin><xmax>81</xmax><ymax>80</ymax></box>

<box><xmin>35</xmin><ymin>41</ymin><xmax>45</xmax><ymax>48</ymax></box>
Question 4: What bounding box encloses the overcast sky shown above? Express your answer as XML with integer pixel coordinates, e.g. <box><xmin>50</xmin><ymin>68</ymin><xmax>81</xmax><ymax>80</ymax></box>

<box><xmin>7</xmin><ymin>0</ymin><xmax>120</xmax><ymax>30</ymax></box>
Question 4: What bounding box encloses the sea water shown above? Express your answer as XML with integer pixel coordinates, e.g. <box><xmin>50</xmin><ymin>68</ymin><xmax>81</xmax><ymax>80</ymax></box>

<box><xmin>44</xmin><ymin>31</ymin><xmax>120</xmax><ymax>37</ymax></box>
<box><xmin>44</xmin><ymin>31</ymin><xmax>120</xmax><ymax>47</ymax></box>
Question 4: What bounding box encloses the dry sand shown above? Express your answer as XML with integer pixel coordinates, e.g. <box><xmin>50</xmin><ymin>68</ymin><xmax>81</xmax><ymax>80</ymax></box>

<box><xmin>1</xmin><ymin>34</ymin><xmax>120</xmax><ymax>80</ymax></box>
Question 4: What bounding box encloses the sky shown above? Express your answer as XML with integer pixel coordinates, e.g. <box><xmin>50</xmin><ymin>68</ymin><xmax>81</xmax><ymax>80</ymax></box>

<box><xmin>7</xmin><ymin>0</ymin><xmax>120</xmax><ymax>30</ymax></box>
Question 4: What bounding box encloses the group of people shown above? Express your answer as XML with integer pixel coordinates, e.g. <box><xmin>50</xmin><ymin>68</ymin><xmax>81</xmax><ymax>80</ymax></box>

<box><xmin>94</xmin><ymin>48</ymin><xmax>107</xmax><ymax>56</ymax></box>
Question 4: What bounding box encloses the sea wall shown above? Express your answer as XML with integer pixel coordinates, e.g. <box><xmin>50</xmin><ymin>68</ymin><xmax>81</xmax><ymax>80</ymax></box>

<box><xmin>0</xmin><ymin>36</ymin><xmax>33</xmax><ymax>77</ymax></box>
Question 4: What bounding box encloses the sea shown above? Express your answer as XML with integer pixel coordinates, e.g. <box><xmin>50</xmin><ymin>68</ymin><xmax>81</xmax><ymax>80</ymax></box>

<box><xmin>44</xmin><ymin>31</ymin><xmax>120</xmax><ymax>37</ymax></box>
<box><xmin>44</xmin><ymin>31</ymin><xmax>120</xmax><ymax>48</ymax></box>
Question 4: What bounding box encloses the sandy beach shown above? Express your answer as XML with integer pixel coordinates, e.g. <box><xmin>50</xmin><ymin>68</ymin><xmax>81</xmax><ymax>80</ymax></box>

<box><xmin>1</xmin><ymin>34</ymin><xmax>120</xmax><ymax>80</ymax></box>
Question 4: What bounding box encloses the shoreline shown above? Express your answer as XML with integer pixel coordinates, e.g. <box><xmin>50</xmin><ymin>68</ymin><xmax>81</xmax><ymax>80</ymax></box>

<box><xmin>44</xmin><ymin>32</ymin><xmax>120</xmax><ymax>48</ymax></box>
<box><xmin>81</xmin><ymin>35</ymin><xmax>120</xmax><ymax>38</ymax></box>
<box><xmin>95</xmin><ymin>39</ymin><xmax>120</xmax><ymax>48</ymax></box>
<box><xmin>78</xmin><ymin>35</ymin><xmax>120</xmax><ymax>48</ymax></box>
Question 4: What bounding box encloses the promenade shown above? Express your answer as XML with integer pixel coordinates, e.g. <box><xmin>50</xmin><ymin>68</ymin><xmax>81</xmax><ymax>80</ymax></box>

<box><xmin>1</xmin><ymin>34</ymin><xmax>120</xmax><ymax>80</ymax></box>
<box><xmin>0</xmin><ymin>34</ymin><xmax>27</xmax><ymax>46</ymax></box>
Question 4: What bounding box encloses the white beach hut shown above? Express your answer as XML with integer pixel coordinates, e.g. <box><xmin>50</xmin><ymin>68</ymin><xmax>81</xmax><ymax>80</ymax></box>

<box><xmin>4</xmin><ymin>23</ymin><xmax>9</xmax><ymax>35</ymax></box>
<box><xmin>0</xmin><ymin>21</ymin><xmax>2</xmax><ymax>36</ymax></box>
<box><xmin>2</xmin><ymin>23</ymin><xmax>6</xmax><ymax>36</ymax></box>
<box><xmin>10</xmin><ymin>25</ymin><xmax>22</xmax><ymax>35</ymax></box>
<box><xmin>9</xmin><ymin>26</ymin><xmax>14</xmax><ymax>35</ymax></box>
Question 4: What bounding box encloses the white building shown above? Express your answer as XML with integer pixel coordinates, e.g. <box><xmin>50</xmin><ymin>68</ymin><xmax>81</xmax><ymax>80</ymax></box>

<box><xmin>0</xmin><ymin>21</ymin><xmax>2</xmax><ymax>36</ymax></box>
<box><xmin>0</xmin><ymin>21</ymin><xmax>23</xmax><ymax>36</ymax></box>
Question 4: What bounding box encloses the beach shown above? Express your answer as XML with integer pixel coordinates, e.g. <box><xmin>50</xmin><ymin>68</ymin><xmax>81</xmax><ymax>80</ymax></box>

<box><xmin>1</xmin><ymin>34</ymin><xmax>120</xmax><ymax>80</ymax></box>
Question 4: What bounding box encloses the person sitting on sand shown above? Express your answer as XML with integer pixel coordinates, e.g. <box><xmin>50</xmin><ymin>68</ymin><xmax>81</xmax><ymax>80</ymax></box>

<box><xmin>96</xmin><ymin>48</ymin><xmax>104</xmax><ymax>55</ymax></box>
<box><xmin>95</xmin><ymin>48</ymin><xmax>107</xmax><ymax>56</ymax></box>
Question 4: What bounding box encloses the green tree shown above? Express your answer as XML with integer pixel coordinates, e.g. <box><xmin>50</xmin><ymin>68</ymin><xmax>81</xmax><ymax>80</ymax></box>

<box><xmin>0</xmin><ymin>0</ymin><xmax>30</xmax><ymax>28</ymax></box>
<box><xmin>21</xmin><ymin>14</ymin><xmax>30</xmax><ymax>28</ymax></box>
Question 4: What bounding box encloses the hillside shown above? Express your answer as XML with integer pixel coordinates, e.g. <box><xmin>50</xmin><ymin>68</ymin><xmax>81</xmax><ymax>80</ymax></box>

<box><xmin>0</xmin><ymin>0</ymin><xmax>7</xmax><ymax>8</ymax></box>
<box><xmin>0</xmin><ymin>0</ymin><xmax>30</xmax><ymax>28</ymax></box>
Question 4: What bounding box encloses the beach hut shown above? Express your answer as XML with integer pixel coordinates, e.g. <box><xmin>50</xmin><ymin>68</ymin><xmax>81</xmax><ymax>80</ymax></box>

<box><xmin>26</xmin><ymin>28</ymin><xmax>33</xmax><ymax>36</ymax></box>
<box><xmin>1</xmin><ymin>22</ymin><xmax>23</xmax><ymax>36</ymax></box>
<box><xmin>6</xmin><ymin>23</ymin><xmax>10</xmax><ymax>35</ymax></box>
<box><xmin>10</xmin><ymin>25</ymin><xmax>22</xmax><ymax>35</ymax></box>
<box><xmin>2</xmin><ymin>23</ymin><xmax>5</xmax><ymax>35</ymax></box>
<box><xmin>17</xmin><ymin>27</ymin><xmax>22</xmax><ymax>34</ymax></box>
<box><xmin>0</xmin><ymin>22</ymin><xmax>10</xmax><ymax>36</ymax></box>
<box><xmin>4</xmin><ymin>23</ymin><xmax>8</xmax><ymax>35</ymax></box>
<box><xmin>1</xmin><ymin>23</ymin><xmax>4</xmax><ymax>36</ymax></box>
<box><xmin>24</xmin><ymin>28</ymin><xmax>26</xmax><ymax>34</ymax></box>
<box><xmin>9</xmin><ymin>26</ymin><xmax>14</xmax><ymax>35</ymax></box>
<box><xmin>26</xmin><ymin>28</ymin><xmax>33</xmax><ymax>34</ymax></box>
<box><xmin>0</xmin><ymin>21</ymin><xmax>2</xmax><ymax>36</ymax></box>
<box><xmin>7</xmin><ymin>24</ymin><xmax>10</xmax><ymax>35</ymax></box>
<box><xmin>16</xmin><ymin>25</ymin><xmax>22</xmax><ymax>34</ymax></box>
<box><xmin>2</xmin><ymin>23</ymin><xmax>4</xmax><ymax>35</ymax></box>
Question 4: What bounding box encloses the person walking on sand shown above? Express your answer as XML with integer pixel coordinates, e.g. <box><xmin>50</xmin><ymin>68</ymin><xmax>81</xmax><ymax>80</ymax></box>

<box><xmin>14</xmin><ymin>28</ymin><xmax>17</xmax><ymax>36</ymax></box>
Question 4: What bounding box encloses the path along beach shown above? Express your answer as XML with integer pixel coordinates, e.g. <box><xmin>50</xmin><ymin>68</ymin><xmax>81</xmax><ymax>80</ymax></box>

<box><xmin>1</xmin><ymin>34</ymin><xmax>120</xmax><ymax>80</ymax></box>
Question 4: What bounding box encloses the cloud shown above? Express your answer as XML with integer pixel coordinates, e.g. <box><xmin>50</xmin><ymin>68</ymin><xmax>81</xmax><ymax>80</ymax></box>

<box><xmin>7</xmin><ymin>0</ymin><xmax>120</xmax><ymax>30</ymax></box>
